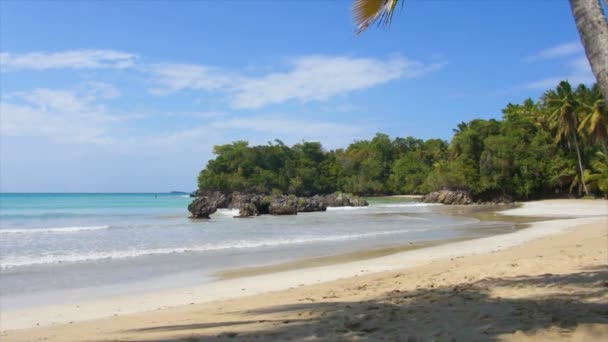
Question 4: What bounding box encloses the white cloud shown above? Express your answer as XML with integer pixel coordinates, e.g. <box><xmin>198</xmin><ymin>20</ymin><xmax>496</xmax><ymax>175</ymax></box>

<box><xmin>150</xmin><ymin>55</ymin><xmax>443</xmax><ymax>109</ymax></box>
<box><xmin>231</xmin><ymin>55</ymin><xmax>439</xmax><ymax>109</ymax></box>
<box><xmin>147</xmin><ymin>64</ymin><xmax>238</xmax><ymax>95</ymax></box>
<box><xmin>208</xmin><ymin>114</ymin><xmax>367</xmax><ymax>148</ymax></box>
<box><xmin>524</xmin><ymin>55</ymin><xmax>595</xmax><ymax>90</ymax></box>
<box><xmin>162</xmin><ymin>111</ymin><xmax>226</xmax><ymax>119</ymax></box>
<box><xmin>1</xmin><ymin>87</ymin><xmax>125</xmax><ymax>144</ymax></box>
<box><xmin>524</xmin><ymin>42</ymin><xmax>583</xmax><ymax>62</ymax></box>
<box><xmin>82</xmin><ymin>82</ymin><xmax>122</xmax><ymax>100</ymax></box>
<box><xmin>523</xmin><ymin>41</ymin><xmax>595</xmax><ymax>89</ymax></box>
<box><xmin>211</xmin><ymin>114</ymin><xmax>361</xmax><ymax>136</ymax></box>
<box><xmin>126</xmin><ymin>113</ymin><xmax>368</xmax><ymax>151</ymax></box>
<box><xmin>0</xmin><ymin>49</ymin><xmax>136</xmax><ymax>71</ymax></box>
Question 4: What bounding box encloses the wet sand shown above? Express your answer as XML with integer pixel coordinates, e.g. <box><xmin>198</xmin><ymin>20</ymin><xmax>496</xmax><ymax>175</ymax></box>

<box><xmin>218</xmin><ymin>203</ymin><xmax>533</xmax><ymax>280</ymax></box>
<box><xmin>2</xmin><ymin>200</ymin><xmax>607</xmax><ymax>341</ymax></box>
<box><xmin>218</xmin><ymin>237</ymin><xmax>470</xmax><ymax>280</ymax></box>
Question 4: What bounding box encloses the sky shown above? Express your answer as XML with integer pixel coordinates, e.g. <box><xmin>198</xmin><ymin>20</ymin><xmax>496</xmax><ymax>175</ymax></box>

<box><xmin>0</xmin><ymin>0</ymin><xmax>600</xmax><ymax>192</ymax></box>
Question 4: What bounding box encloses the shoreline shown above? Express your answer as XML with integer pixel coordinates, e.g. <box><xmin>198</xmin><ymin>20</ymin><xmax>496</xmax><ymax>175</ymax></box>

<box><xmin>217</xmin><ymin>203</ymin><xmax>539</xmax><ymax>280</ymax></box>
<box><xmin>216</xmin><ymin>237</ymin><xmax>472</xmax><ymax>280</ymax></box>
<box><xmin>2</xmin><ymin>199</ymin><xmax>606</xmax><ymax>335</ymax></box>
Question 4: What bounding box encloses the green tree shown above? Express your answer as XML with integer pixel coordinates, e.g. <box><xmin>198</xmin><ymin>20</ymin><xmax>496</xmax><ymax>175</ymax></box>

<box><xmin>543</xmin><ymin>81</ymin><xmax>590</xmax><ymax>195</ymax></box>
<box><xmin>586</xmin><ymin>152</ymin><xmax>608</xmax><ymax>195</ymax></box>
<box><xmin>576</xmin><ymin>84</ymin><xmax>608</xmax><ymax>158</ymax></box>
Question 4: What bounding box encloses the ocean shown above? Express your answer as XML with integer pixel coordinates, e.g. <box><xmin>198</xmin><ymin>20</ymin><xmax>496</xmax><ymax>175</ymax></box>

<box><xmin>0</xmin><ymin>193</ymin><xmax>514</xmax><ymax>309</ymax></box>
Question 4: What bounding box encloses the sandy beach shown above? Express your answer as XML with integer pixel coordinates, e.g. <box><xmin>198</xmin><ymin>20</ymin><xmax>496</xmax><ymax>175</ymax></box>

<box><xmin>2</xmin><ymin>199</ymin><xmax>607</xmax><ymax>341</ymax></box>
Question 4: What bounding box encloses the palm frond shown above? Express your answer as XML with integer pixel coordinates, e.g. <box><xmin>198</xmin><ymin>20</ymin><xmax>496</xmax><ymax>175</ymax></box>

<box><xmin>353</xmin><ymin>0</ymin><xmax>400</xmax><ymax>34</ymax></box>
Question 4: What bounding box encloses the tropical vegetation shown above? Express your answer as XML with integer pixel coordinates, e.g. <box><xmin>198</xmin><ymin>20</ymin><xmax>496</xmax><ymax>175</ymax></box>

<box><xmin>197</xmin><ymin>81</ymin><xmax>607</xmax><ymax>200</ymax></box>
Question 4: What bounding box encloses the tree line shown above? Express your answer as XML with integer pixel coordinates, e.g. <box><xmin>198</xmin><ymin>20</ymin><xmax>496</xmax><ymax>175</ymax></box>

<box><xmin>198</xmin><ymin>81</ymin><xmax>607</xmax><ymax>200</ymax></box>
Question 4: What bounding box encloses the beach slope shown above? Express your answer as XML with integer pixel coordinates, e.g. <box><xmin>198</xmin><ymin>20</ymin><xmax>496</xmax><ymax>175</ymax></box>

<box><xmin>2</xmin><ymin>199</ymin><xmax>607</xmax><ymax>341</ymax></box>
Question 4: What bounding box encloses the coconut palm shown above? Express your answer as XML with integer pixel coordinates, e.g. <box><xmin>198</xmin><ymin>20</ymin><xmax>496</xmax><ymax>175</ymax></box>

<box><xmin>576</xmin><ymin>84</ymin><xmax>608</xmax><ymax>158</ymax></box>
<box><xmin>543</xmin><ymin>81</ymin><xmax>591</xmax><ymax>195</ymax></box>
<box><xmin>569</xmin><ymin>0</ymin><xmax>608</xmax><ymax>100</ymax></box>
<box><xmin>352</xmin><ymin>0</ymin><xmax>608</xmax><ymax>100</ymax></box>
<box><xmin>586</xmin><ymin>152</ymin><xmax>608</xmax><ymax>196</ymax></box>
<box><xmin>452</xmin><ymin>121</ymin><xmax>469</xmax><ymax>135</ymax></box>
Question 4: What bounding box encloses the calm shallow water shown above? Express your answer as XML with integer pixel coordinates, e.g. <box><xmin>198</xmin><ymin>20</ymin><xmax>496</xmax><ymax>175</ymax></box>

<box><xmin>0</xmin><ymin>193</ymin><xmax>515</xmax><ymax>309</ymax></box>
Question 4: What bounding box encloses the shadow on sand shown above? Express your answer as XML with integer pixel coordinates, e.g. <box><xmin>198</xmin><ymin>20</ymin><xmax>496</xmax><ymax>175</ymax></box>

<box><xmin>100</xmin><ymin>266</ymin><xmax>608</xmax><ymax>341</ymax></box>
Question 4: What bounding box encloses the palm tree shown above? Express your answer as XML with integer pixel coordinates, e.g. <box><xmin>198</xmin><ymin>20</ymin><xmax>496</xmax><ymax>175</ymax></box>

<box><xmin>452</xmin><ymin>121</ymin><xmax>469</xmax><ymax>135</ymax></box>
<box><xmin>352</xmin><ymin>0</ymin><xmax>608</xmax><ymax>100</ymax></box>
<box><xmin>543</xmin><ymin>81</ymin><xmax>591</xmax><ymax>195</ymax></box>
<box><xmin>576</xmin><ymin>84</ymin><xmax>608</xmax><ymax>158</ymax></box>
<box><xmin>586</xmin><ymin>152</ymin><xmax>608</xmax><ymax>196</ymax></box>
<box><xmin>569</xmin><ymin>0</ymin><xmax>608</xmax><ymax>101</ymax></box>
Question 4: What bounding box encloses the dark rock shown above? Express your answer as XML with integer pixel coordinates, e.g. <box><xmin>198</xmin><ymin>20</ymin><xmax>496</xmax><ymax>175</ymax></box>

<box><xmin>189</xmin><ymin>190</ymin><xmax>367</xmax><ymax>218</ymax></box>
<box><xmin>188</xmin><ymin>193</ymin><xmax>227</xmax><ymax>218</ymax></box>
<box><xmin>238</xmin><ymin>202</ymin><xmax>260</xmax><ymax>217</ymax></box>
<box><xmin>322</xmin><ymin>192</ymin><xmax>368</xmax><ymax>207</ymax></box>
<box><xmin>422</xmin><ymin>190</ymin><xmax>472</xmax><ymax>205</ymax></box>
<box><xmin>228</xmin><ymin>192</ymin><xmax>251</xmax><ymax>209</ymax></box>
<box><xmin>233</xmin><ymin>193</ymin><xmax>263</xmax><ymax>217</ymax></box>
<box><xmin>269</xmin><ymin>196</ymin><xmax>298</xmax><ymax>215</ymax></box>
<box><xmin>296</xmin><ymin>196</ymin><xmax>328</xmax><ymax>212</ymax></box>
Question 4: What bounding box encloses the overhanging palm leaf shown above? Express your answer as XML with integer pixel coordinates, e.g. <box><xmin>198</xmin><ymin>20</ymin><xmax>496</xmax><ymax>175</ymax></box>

<box><xmin>353</xmin><ymin>0</ymin><xmax>401</xmax><ymax>34</ymax></box>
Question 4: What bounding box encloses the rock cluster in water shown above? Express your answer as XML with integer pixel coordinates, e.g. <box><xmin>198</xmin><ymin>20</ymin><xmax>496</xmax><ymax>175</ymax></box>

<box><xmin>187</xmin><ymin>193</ymin><xmax>228</xmax><ymax>218</ymax></box>
<box><xmin>422</xmin><ymin>190</ymin><xmax>473</xmax><ymax>205</ymax></box>
<box><xmin>188</xmin><ymin>192</ymin><xmax>368</xmax><ymax>219</ymax></box>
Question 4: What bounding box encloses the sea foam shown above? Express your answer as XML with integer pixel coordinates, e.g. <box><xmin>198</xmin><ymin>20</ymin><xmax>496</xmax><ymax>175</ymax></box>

<box><xmin>0</xmin><ymin>229</ymin><xmax>425</xmax><ymax>268</ymax></box>
<box><xmin>377</xmin><ymin>203</ymin><xmax>442</xmax><ymax>208</ymax></box>
<box><xmin>214</xmin><ymin>208</ymin><xmax>240</xmax><ymax>216</ymax></box>
<box><xmin>326</xmin><ymin>206</ymin><xmax>369</xmax><ymax>211</ymax></box>
<box><xmin>0</xmin><ymin>225</ymin><xmax>111</xmax><ymax>234</ymax></box>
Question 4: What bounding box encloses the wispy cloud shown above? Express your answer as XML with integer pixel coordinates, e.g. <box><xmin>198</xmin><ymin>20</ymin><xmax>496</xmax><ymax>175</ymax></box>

<box><xmin>524</xmin><ymin>51</ymin><xmax>594</xmax><ymax>90</ymax></box>
<box><xmin>116</xmin><ymin>114</ymin><xmax>368</xmax><ymax>153</ymax></box>
<box><xmin>231</xmin><ymin>55</ymin><xmax>440</xmax><ymax>109</ymax></box>
<box><xmin>81</xmin><ymin>82</ymin><xmax>122</xmax><ymax>100</ymax></box>
<box><xmin>162</xmin><ymin>111</ymin><xmax>226</xmax><ymax>119</ymax></box>
<box><xmin>523</xmin><ymin>42</ymin><xmax>583</xmax><ymax>62</ymax></box>
<box><xmin>210</xmin><ymin>114</ymin><xmax>363</xmax><ymax>137</ymax></box>
<box><xmin>150</xmin><ymin>55</ymin><xmax>443</xmax><ymax>109</ymax></box>
<box><xmin>1</xmin><ymin>86</ymin><xmax>127</xmax><ymax>144</ymax></box>
<box><xmin>147</xmin><ymin>63</ymin><xmax>238</xmax><ymax>95</ymax></box>
<box><xmin>0</xmin><ymin>49</ymin><xmax>136</xmax><ymax>72</ymax></box>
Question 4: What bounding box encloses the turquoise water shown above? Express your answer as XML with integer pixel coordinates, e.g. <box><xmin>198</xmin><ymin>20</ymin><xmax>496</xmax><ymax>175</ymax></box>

<box><xmin>1</xmin><ymin>193</ymin><xmax>190</xmax><ymax>218</ymax></box>
<box><xmin>0</xmin><ymin>193</ymin><xmax>515</xmax><ymax>309</ymax></box>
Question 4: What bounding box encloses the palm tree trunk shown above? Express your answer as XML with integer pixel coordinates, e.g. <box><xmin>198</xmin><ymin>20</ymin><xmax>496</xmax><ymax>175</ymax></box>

<box><xmin>572</xmin><ymin>132</ymin><xmax>591</xmax><ymax>195</ymax></box>
<box><xmin>569</xmin><ymin>0</ymin><xmax>608</xmax><ymax>100</ymax></box>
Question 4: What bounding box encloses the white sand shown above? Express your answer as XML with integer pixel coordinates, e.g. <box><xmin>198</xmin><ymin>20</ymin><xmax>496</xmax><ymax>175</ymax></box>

<box><xmin>499</xmin><ymin>199</ymin><xmax>608</xmax><ymax>217</ymax></box>
<box><xmin>2</xmin><ymin>200</ymin><xmax>606</xmax><ymax>332</ymax></box>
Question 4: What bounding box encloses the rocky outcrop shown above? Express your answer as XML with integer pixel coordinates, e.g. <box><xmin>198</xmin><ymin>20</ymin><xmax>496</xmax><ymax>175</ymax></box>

<box><xmin>297</xmin><ymin>196</ymin><xmax>328</xmax><ymax>212</ymax></box>
<box><xmin>187</xmin><ymin>193</ymin><xmax>227</xmax><ymax>218</ymax></box>
<box><xmin>238</xmin><ymin>202</ymin><xmax>260</xmax><ymax>217</ymax></box>
<box><xmin>188</xmin><ymin>191</ymin><xmax>367</xmax><ymax>218</ymax></box>
<box><xmin>269</xmin><ymin>196</ymin><xmax>298</xmax><ymax>215</ymax></box>
<box><xmin>322</xmin><ymin>192</ymin><xmax>369</xmax><ymax>207</ymax></box>
<box><xmin>230</xmin><ymin>193</ymin><xmax>263</xmax><ymax>217</ymax></box>
<box><xmin>422</xmin><ymin>190</ymin><xmax>472</xmax><ymax>205</ymax></box>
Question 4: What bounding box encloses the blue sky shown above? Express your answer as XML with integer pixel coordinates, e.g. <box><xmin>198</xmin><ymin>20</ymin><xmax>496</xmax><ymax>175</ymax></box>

<box><xmin>0</xmin><ymin>0</ymin><xmax>599</xmax><ymax>192</ymax></box>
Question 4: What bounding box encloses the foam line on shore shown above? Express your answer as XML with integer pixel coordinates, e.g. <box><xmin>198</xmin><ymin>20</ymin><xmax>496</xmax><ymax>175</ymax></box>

<box><xmin>0</xmin><ymin>229</ymin><xmax>428</xmax><ymax>269</ymax></box>
<box><xmin>0</xmin><ymin>225</ymin><xmax>111</xmax><ymax>234</ymax></box>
